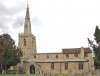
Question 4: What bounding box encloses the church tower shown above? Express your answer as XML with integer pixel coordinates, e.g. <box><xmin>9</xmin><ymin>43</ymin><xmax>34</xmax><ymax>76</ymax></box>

<box><xmin>18</xmin><ymin>3</ymin><xmax>37</xmax><ymax>60</ymax></box>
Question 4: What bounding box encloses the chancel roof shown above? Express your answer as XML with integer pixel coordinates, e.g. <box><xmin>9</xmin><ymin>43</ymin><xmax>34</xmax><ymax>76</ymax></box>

<box><xmin>62</xmin><ymin>47</ymin><xmax>92</xmax><ymax>54</ymax></box>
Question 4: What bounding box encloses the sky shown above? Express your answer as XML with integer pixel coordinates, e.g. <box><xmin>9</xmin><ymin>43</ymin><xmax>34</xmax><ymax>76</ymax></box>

<box><xmin>0</xmin><ymin>0</ymin><xmax>100</xmax><ymax>53</ymax></box>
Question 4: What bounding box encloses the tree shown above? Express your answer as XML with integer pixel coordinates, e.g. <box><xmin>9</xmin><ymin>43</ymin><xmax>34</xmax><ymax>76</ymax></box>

<box><xmin>1</xmin><ymin>34</ymin><xmax>22</xmax><ymax>74</ymax></box>
<box><xmin>88</xmin><ymin>26</ymin><xmax>100</xmax><ymax>69</ymax></box>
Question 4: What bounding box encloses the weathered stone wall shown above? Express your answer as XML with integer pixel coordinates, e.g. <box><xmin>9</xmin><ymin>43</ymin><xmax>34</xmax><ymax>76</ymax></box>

<box><xmin>68</xmin><ymin>69</ymin><xmax>100</xmax><ymax>76</ymax></box>
<box><xmin>92</xmin><ymin>69</ymin><xmax>100</xmax><ymax>76</ymax></box>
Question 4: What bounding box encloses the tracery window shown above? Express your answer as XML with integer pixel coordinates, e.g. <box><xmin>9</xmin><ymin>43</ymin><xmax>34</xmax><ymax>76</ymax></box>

<box><xmin>79</xmin><ymin>63</ymin><xmax>83</xmax><ymax>70</ymax></box>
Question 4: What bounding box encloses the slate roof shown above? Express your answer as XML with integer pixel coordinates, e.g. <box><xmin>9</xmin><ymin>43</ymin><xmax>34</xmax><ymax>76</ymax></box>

<box><xmin>62</xmin><ymin>47</ymin><xmax>92</xmax><ymax>54</ymax></box>
<box><xmin>25</xmin><ymin>58</ymin><xmax>88</xmax><ymax>63</ymax></box>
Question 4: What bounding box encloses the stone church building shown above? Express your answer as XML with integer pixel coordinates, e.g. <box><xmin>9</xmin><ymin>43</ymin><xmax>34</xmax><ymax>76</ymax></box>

<box><xmin>18</xmin><ymin>4</ymin><xmax>94</xmax><ymax>75</ymax></box>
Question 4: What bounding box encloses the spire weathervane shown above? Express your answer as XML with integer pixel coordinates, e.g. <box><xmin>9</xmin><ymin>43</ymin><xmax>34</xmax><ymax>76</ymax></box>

<box><xmin>27</xmin><ymin>0</ymin><xmax>29</xmax><ymax>5</ymax></box>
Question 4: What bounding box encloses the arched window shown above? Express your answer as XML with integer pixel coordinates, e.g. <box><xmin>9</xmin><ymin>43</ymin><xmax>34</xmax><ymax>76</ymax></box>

<box><xmin>24</xmin><ymin>38</ymin><xmax>26</xmax><ymax>46</ymax></box>
<box><xmin>65</xmin><ymin>63</ymin><xmax>68</xmax><ymax>70</ymax></box>
<box><xmin>51</xmin><ymin>63</ymin><xmax>54</xmax><ymax>70</ymax></box>
<box><xmin>79</xmin><ymin>63</ymin><xmax>83</xmax><ymax>70</ymax></box>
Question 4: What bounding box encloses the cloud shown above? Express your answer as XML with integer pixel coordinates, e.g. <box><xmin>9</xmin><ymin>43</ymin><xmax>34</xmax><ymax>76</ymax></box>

<box><xmin>31</xmin><ymin>17</ymin><xmax>43</xmax><ymax>26</ymax></box>
<box><xmin>0</xmin><ymin>0</ymin><xmax>99</xmax><ymax>53</ymax></box>
<box><xmin>0</xmin><ymin>16</ymin><xmax>11</xmax><ymax>33</ymax></box>
<box><xmin>0</xmin><ymin>0</ymin><xmax>26</xmax><ymax>33</ymax></box>
<box><xmin>0</xmin><ymin>2</ymin><xmax>24</xmax><ymax>16</ymax></box>
<box><xmin>12</xmin><ymin>16</ymin><xmax>25</xmax><ymax>28</ymax></box>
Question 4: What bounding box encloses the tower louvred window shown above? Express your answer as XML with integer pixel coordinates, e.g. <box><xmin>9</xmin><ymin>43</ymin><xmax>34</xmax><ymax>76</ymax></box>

<box><xmin>24</xmin><ymin>38</ymin><xmax>26</xmax><ymax>46</ymax></box>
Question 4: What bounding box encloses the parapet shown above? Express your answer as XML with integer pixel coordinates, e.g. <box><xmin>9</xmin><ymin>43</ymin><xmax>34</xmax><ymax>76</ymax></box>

<box><xmin>18</xmin><ymin>33</ymin><xmax>36</xmax><ymax>39</ymax></box>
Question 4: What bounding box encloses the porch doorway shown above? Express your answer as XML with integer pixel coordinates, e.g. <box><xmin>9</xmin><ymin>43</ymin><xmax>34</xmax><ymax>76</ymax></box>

<box><xmin>30</xmin><ymin>65</ymin><xmax>35</xmax><ymax>74</ymax></box>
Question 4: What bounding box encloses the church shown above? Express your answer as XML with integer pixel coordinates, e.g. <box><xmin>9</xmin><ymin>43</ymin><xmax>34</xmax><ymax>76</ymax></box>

<box><xmin>18</xmin><ymin>3</ymin><xmax>95</xmax><ymax>75</ymax></box>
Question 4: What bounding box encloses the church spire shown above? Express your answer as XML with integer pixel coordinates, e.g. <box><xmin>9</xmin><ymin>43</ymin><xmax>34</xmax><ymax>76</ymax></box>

<box><xmin>24</xmin><ymin>2</ymin><xmax>31</xmax><ymax>35</ymax></box>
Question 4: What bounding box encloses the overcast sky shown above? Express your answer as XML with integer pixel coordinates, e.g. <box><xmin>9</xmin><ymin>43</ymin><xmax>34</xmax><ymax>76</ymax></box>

<box><xmin>0</xmin><ymin>0</ymin><xmax>100</xmax><ymax>53</ymax></box>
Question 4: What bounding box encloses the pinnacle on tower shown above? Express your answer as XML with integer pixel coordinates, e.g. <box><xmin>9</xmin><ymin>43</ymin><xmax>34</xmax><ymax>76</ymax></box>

<box><xmin>24</xmin><ymin>2</ymin><xmax>31</xmax><ymax>35</ymax></box>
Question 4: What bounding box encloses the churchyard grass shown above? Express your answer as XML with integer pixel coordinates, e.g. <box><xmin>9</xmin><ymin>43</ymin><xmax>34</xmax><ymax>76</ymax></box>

<box><xmin>0</xmin><ymin>74</ymin><xmax>68</xmax><ymax>76</ymax></box>
<box><xmin>0</xmin><ymin>74</ymin><xmax>41</xmax><ymax>76</ymax></box>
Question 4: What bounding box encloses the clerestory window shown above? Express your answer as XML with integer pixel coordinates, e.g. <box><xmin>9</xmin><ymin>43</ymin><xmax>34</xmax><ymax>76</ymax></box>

<box><xmin>47</xmin><ymin>54</ymin><xmax>49</xmax><ymax>59</ymax></box>
<box><xmin>66</xmin><ymin>54</ymin><xmax>69</xmax><ymax>58</ymax></box>
<box><xmin>74</xmin><ymin>53</ymin><xmax>78</xmax><ymax>57</ymax></box>
<box><xmin>56</xmin><ymin>54</ymin><xmax>58</xmax><ymax>58</ymax></box>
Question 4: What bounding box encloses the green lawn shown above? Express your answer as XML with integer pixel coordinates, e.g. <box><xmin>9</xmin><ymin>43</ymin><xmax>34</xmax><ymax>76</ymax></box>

<box><xmin>0</xmin><ymin>74</ymin><xmax>68</xmax><ymax>76</ymax></box>
<box><xmin>0</xmin><ymin>74</ymin><xmax>40</xmax><ymax>76</ymax></box>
